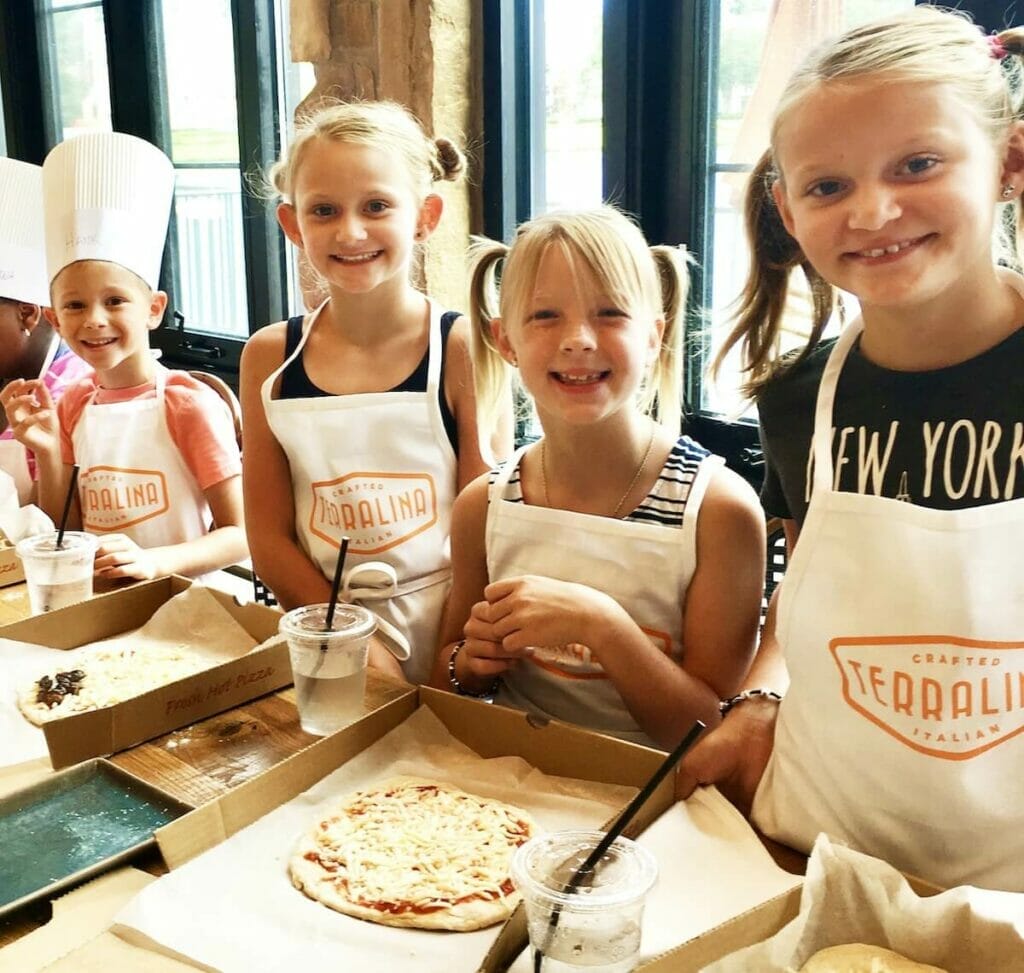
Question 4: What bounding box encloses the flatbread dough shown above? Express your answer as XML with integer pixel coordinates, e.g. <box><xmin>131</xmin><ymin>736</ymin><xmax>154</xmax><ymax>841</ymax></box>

<box><xmin>17</xmin><ymin>642</ymin><xmax>216</xmax><ymax>725</ymax></box>
<box><xmin>289</xmin><ymin>776</ymin><xmax>537</xmax><ymax>931</ymax></box>
<box><xmin>800</xmin><ymin>944</ymin><xmax>949</xmax><ymax>973</ymax></box>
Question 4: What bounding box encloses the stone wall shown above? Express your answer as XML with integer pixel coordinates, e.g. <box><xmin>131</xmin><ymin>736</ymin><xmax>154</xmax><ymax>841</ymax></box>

<box><xmin>293</xmin><ymin>0</ymin><xmax>481</xmax><ymax>311</ymax></box>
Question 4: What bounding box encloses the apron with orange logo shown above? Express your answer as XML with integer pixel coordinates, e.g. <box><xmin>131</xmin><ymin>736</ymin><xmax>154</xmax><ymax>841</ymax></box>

<box><xmin>486</xmin><ymin>444</ymin><xmax>722</xmax><ymax>748</ymax></box>
<box><xmin>73</xmin><ymin>367</ymin><xmax>211</xmax><ymax>549</ymax></box>
<box><xmin>263</xmin><ymin>301</ymin><xmax>457</xmax><ymax>685</ymax></box>
<box><xmin>751</xmin><ymin>318</ymin><xmax>1024</xmax><ymax>891</ymax></box>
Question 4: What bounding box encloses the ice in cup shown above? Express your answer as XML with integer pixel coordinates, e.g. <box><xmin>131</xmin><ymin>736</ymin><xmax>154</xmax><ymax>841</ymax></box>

<box><xmin>511</xmin><ymin>829</ymin><xmax>658</xmax><ymax>973</ymax></box>
<box><xmin>15</xmin><ymin>531</ymin><xmax>98</xmax><ymax>615</ymax></box>
<box><xmin>279</xmin><ymin>603</ymin><xmax>377</xmax><ymax>736</ymax></box>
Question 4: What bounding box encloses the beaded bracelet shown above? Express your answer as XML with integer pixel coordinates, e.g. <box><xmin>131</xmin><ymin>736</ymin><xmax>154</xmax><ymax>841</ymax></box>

<box><xmin>447</xmin><ymin>640</ymin><xmax>498</xmax><ymax>698</ymax></box>
<box><xmin>719</xmin><ymin>687</ymin><xmax>783</xmax><ymax>716</ymax></box>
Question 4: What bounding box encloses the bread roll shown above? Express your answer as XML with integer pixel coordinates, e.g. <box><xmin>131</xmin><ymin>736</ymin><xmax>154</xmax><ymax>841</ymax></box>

<box><xmin>799</xmin><ymin>943</ymin><xmax>948</xmax><ymax>973</ymax></box>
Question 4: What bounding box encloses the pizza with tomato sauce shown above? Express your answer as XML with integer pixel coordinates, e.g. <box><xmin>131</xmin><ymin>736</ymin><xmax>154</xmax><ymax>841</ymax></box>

<box><xmin>289</xmin><ymin>776</ymin><xmax>536</xmax><ymax>931</ymax></box>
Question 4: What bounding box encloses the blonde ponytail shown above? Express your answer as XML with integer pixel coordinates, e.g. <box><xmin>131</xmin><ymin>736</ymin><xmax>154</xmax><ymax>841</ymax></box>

<box><xmin>467</xmin><ymin>238</ymin><xmax>513</xmax><ymax>440</ymax></box>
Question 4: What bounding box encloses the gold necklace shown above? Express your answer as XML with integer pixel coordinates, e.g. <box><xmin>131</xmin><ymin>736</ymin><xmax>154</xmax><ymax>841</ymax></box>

<box><xmin>540</xmin><ymin>426</ymin><xmax>657</xmax><ymax>519</ymax></box>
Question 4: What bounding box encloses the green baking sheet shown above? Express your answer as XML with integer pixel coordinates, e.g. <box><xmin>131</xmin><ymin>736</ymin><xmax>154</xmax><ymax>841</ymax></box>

<box><xmin>0</xmin><ymin>759</ymin><xmax>191</xmax><ymax>917</ymax></box>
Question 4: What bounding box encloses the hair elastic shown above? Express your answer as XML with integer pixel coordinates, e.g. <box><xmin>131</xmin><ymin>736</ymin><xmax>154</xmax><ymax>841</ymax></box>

<box><xmin>987</xmin><ymin>33</ymin><xmax>1008</xmax><ymax>60</ymax></box>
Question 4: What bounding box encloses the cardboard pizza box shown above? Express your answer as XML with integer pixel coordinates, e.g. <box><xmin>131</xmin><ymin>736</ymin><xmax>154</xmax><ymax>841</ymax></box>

<box><xmin>0</xmin><ymin>531</ymin><xmax>25</xmax><ymax>587</ymax></box>
<box><xmin>0</xmin><ymin>575</ymin><xmax>292</xmax><ymax>769</ymax></box>
<box><xmin>147</xmin><ymin>686</ymin><xmax>674</xmax><ymax>970</ymax></box>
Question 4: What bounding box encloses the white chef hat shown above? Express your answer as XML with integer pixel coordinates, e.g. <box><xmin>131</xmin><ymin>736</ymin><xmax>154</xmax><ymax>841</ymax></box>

<box><xmin>0</xmin><ymin>158</ymin><xmax>49</xmax><ymax>307</ymax></box>
<box><xmin>43</xmin><ymin>132</ymin><xmax>175</xmax><ymax>291</ymax></box>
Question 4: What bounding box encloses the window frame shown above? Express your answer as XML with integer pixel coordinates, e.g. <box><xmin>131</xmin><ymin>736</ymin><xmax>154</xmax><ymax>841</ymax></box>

<box><xmin>0</xmin><ymin>0</ymin><xmax>290</xmax><ymax>386</ymax></box>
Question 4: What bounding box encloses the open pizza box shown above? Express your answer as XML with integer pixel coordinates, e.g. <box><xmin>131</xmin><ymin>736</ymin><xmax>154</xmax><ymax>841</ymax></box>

<box><xmin>0</xmin><ymin>575</ymin><xmax>292</xmax><ymax>769</ymax></box>
<box><xmin>0</xmin><ymin>537</ymin><xmax>24</xmax><ymax>588</ymax></box>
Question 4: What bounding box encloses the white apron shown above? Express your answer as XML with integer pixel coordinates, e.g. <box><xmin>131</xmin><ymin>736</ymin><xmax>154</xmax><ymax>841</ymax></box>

<box><xmin>74</xmin><ymin>368</ymin><xmax>211</xmax><ymax>549</ymax></box>
<box><xmin>487</xmin><ymin>443</ymin><xmax>722</xmax><ymax>749</ymax></box>
<box><xmin>262</xmin><ymin>301</ymin><xmax>457</xmax><ymax>685</ymax></box>
<box><xmin>751</xmin><ymin>318</ymin><xmax>1024</xmax><ymax>891</ymax></box>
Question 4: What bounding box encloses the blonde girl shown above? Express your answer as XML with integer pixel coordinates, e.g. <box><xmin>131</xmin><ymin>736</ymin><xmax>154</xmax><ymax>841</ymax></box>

<box><xmin>240</xmin><ymin>101</ymin><xmax>510</xmax><ymax>684</ymax></box>
<box><xmin>431</xmin><ymin>206</ymin><xmax>765</xmax><ymax>750</ymax></box>
<box><xmin>680</xmin><ymin>8</ymin><xmax>1024</xmax><ymax>892</ymax></box>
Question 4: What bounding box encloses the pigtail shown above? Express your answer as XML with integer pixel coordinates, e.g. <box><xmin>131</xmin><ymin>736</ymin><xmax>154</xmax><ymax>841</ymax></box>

<box><xmin>431</xmin><ymin>137</ymin><xmax>466</xmax><ymax>183</ymax></box>
<box><xmin>646</xmin><ymin>245</ymin><xmax>691</xmax><ymax>437</ymax></box>
<box><xmin>711</xmin><ymin>149</ymin><xmax>836</xmax><ymax>401</ymax></box>
<box><xmin>467</xmin><ymin>237</ymin><xmax>512</xmax><ymax>439</ymax></box>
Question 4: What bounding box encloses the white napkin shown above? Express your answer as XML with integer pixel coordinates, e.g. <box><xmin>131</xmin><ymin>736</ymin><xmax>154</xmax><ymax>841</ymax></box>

<box><xmin>0</xmin><ymin>471</ymin><xmax>54</xmax><ymax>544</ymax></box>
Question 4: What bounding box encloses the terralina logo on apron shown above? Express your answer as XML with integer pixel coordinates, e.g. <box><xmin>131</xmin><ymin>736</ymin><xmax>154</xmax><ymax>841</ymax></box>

<box><xmin>80</xmin><ymin>465</ymin><xmax>170</xmax><ymax>531</ymax></box>
<box><xmin>308</xmin><ymin>471</ymin><xmax>438</xmax><ymax>555</ymax></box>
<box><xmin>831</xmin><ymin>634</ymin><xmax>1024</xmax><ymax>759</ymax></box>
<box><xmin>529</xmin><ymin>626</ymin><xmax>672</xmax><ymax>680</ymax></box>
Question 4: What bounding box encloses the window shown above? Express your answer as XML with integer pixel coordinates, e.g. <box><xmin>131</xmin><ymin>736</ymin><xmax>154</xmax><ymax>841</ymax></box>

<box><xmin>483</xmin><ymin>0</ymin><xmax>1002</xmax><ymax>484</ymax></box>
<box><xmin>0</xmin><ymin>0</ymin><xmax>312</xmax><ymax>384</ymax></box>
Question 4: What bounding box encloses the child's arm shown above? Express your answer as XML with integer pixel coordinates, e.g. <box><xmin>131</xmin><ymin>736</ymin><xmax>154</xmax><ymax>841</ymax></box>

<box><xmin>443</xmin><ymin>317</ymin><xmax>514</xmax><ymax>489</ymax></box>
<box><xmin>0</xmin><ymin>379</ymin><xmax>77</xmax><ymax>524</ymax></box>
<box><xmin>430</xmin><ymin>473</ymin><xmax>530</xmax><ymax>693</ymax></box>
<box><xmin>240</xmin><ymin>323</ymin><xmax>335</xmax><ymax>608</ymax></box>
<box><xmin>483</xmin><ymin>467</ymin><xmax>766</xmax><ymax>749</ymax></box>
<box><xmin>676</xmin><ymin>518</ymin><xmax>795</xmax><ymax>813</ymax></box>
<box><xmin>93</xmin><ymin>474</ymin><xmax>247</xmax><ymax>580</ymax></box>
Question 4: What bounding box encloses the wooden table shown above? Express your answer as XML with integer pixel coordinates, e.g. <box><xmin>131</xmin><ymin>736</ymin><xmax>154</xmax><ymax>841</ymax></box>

<box><xmin>0</xmin><ymin>581</ymin><xmax>413</xmax><ymax>948</ymax></box>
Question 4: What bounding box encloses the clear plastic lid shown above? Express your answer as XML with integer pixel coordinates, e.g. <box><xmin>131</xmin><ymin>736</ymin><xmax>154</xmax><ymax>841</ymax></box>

<box><xmin>278</xmin><ymin>603</ymin><xmax>377</xmax><ymax>643</ymax></box>
<box><xmin>511</xmin><ymin>829</ymin><xmax>658</xmax><ymax>910</ymax></box>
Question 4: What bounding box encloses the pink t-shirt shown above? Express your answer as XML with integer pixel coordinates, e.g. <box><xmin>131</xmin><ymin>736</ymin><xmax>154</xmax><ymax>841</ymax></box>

<box><xmin>58</xmin><ymin>366</ymin><xmax>241</xmax><ymax>491</ymax></box>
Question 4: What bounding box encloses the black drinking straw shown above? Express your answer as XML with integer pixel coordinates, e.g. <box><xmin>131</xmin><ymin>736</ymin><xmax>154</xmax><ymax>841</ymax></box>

<box><xmin>55</xmin><ymin>464</ymin><xmax>80</xmax><ymax>550</ymax></box>
<box><xmin>532</xmin><ymin>719</ymin><xmax>706</xmax><ymax>972</ymax></box>
<box><xmin>325</xmin><ymin>535</ymin><xmax>350</xmax><ymax>632</ymax></box>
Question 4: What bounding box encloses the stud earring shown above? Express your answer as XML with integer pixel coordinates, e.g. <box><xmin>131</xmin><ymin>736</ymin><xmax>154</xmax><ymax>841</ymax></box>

<box><xmin>1002</xmin><ymin>184</ymin><xmax>1016</xmax><ymax>199</ymax></box>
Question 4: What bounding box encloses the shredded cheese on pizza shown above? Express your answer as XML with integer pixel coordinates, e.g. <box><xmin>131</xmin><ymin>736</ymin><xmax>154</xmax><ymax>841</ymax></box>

<box><xmin>300</xmin><ymin>779</ymin><xmax>533</xmax><ymax>917</ymax></box>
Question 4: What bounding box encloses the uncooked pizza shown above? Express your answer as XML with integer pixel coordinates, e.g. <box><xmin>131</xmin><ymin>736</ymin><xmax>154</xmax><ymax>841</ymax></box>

<box><xmin>798</xmin><ymin>943</ymin><xmax>949</xmax><ymax>972</ymax></box>
<box><xmin>17</xmin><ymin>643</ymin><xmax>214</xmax><ymax>725</ymax></box>
<box><xmin>289</xmin><ymin>776</ymin><xmax>537</xmax><ymax>931</ymax></box>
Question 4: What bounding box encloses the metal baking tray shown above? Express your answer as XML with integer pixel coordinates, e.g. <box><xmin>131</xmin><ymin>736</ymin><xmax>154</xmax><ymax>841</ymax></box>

<box><xmin>0</xmin><ymin>758</ymin><xmax>191</xmax><ymax>918</ymax></box>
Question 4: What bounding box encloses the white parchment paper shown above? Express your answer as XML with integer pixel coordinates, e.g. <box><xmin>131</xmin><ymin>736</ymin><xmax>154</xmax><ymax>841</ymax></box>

<box><xmin>704</xmin><ymin>834</ymin><xmax>1024</xmax><ymax>973</ymax></box>
<box><xmin>113</xmin><ymin>706</ymin><xmax>638</xmax><ymax>973</ymax></box>
<box><xmin>0</xmin><ymin>585</ymin><xmax>259</xmax><ymax>769</ymax></box>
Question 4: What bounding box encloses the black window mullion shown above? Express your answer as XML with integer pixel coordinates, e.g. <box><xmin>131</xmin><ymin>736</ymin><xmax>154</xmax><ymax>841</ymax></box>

<box><xmin>231</xmin><ymin>0</ymin><xmax>286</xmax><ymax>337</ymax></box>
<box><xmin>0</xmin><ymin>0</ymin><xmax>57</xmax><ymax>162</ymax></box>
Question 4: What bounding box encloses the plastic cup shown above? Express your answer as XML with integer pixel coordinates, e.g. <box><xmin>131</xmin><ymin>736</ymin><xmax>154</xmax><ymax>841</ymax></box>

<box><xmin>15</xmin><ymin>531</ymin><xmax>98</xmax><ymax>615</ymax></box>
<box><xmin>511</xmin><ymin>830</ymin><xmax>658</xmax><ymax>973</ymax></box>
<box><xmin>279</xmin><ymin>603</ymin><xmax>377</xmax><ymax>736</ymax></box>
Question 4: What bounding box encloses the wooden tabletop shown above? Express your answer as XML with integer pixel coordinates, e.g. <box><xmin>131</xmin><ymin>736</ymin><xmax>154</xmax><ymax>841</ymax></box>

<box><xmin>0</xmin><ymin>580</ymin><xmax>413</xmax><ymax>948</ymax></box>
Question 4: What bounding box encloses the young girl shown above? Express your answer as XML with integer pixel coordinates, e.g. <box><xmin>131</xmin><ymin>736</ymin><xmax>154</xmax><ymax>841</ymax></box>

<box><xmin>680</xmin><ymin>8</ymin><xmax>1024</xmax><ymax>892</ymax></box>
<box><xmin>1</xmin><ymin>133</ymin><xmax>245</xmax><ymax>582</ymax></box>
<box><xmin>430</xmin><ymin>206</ymin><xmax>765</xmax><ymax>750</ymax></box>
<box><xmin>241</xmin><ymin>101</ymin><xmax>508</xmax><ymax>684</ymax></box>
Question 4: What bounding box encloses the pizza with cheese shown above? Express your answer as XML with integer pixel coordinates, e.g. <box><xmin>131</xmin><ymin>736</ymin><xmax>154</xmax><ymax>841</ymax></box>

<box><xmin>17</xmin><ymin>643</ymin><xmax>216</xmax><ymax>726</ymax></box>
<box><xmin>289</xmin><ymin>776</ymin><xmax>537</xmax><ymax>931</ymax></box>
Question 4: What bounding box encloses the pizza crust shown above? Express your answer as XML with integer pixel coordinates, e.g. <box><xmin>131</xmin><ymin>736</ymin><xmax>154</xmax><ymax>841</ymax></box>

<box><xmin>799</xmin><ymin>944</ymin><xmax>949</xmax><ymax>973</ymax></box>
<box><xmin>289</xmin><ymin>776</ymin><xmax>536</xmax><ymax>931</ymax></box>
<box><xmin>17</xmin><ymin>643</ymin><xmax>217</xmax><ymax>726</ymax></box>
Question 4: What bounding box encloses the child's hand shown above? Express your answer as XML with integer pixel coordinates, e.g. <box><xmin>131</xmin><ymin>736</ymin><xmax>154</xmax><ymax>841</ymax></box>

<box><xmin>459</xmin><ymin>599</ymin><xmax>530</xmax><ymax>679</ymax></box>
<box><xmin>94</xmin><ymin>533</ymin><xmax>165</xmax><ymax>581</ymax></box>
<box><xmin>0</xmin><ymin>379</ymin><xmax>60</xmax><ymax>457</ymax></box>
<box><xmin>483</xmin><ymin>575</ymin><xmax>623</xmax><ymax>653</ymax></box>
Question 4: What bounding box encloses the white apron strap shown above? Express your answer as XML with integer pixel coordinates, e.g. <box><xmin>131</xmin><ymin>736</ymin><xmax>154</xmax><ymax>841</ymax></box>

<box><xmin>260</xmin><ymin>300</ymin><xmax>328</xmax><ymax>408</ymax></box>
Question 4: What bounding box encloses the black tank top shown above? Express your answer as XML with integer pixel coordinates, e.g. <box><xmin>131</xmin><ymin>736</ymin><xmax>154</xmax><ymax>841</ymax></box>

<box><xmin>278</xmin><ymin>310</ymin><xmax>460</xmax><ymax>454</ymax></box>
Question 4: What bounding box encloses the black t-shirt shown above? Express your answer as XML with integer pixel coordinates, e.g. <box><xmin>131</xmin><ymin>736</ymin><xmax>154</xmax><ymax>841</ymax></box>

<box><xmin>758</xmin><ymin>326</ymin><xmax>1024</xmax><ymax>526</ymax></box>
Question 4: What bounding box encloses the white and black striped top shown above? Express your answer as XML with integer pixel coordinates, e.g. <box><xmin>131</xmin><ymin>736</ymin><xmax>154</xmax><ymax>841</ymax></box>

<box><xmin>490</xmin><ymin>435</ymin><xmax>712</xmax><ymax>527</ymax></box>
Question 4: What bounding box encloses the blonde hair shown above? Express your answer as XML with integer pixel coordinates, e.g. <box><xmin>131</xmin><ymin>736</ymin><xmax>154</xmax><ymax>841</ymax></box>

<box><xmin>268</xmin><ymin>99</ymin><xmax>465</xmax><ymax>202</ymax></box>
<box><xmin>714</xmin><ymin>7</ymin><xmax>1024</xmax><ymax>399</ymax></box>
<box><xmin>468</xmin><ymin>206</ymin><xmax>690</xmax><ymax>437</ymax></box>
